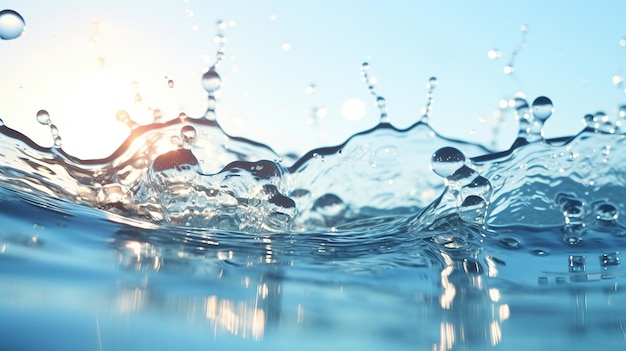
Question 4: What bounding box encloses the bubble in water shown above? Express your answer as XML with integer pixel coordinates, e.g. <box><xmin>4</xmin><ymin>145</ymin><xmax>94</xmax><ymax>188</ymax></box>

<box><xmin>531</xmin><ymin>96</ymin><xmax>553</xmax><ymax>121</ymax></box>
<box><xmin>0</xmin><ymin>9</ymin><xmax>26</xmax><ymax>40</ymax></box>
<box><xmin>595</xmin><ymin>203</ymin><xmax>618</xmax><ymax>222</ymax></box>
<box><xmin>36</xmin><ymin>110</ymin><xmax>51</xmax><ymax>125</ymax></box>
<box><xmin>568</xmin><ymin>255</ymin><xmax>586</xmax><ymax>273</ymax></box>
<box><xmin>499</xmin><ymin>237</ymin><xmax>522</xmax><ymax>249</ymax></box>
<box><xmin>531</xmin><ymin>249</ymin><xmax>549</xmax><ymax>256</ymax></box>
<box><xmin>600</xmin><ymin>252</ymin><xmax>620</xmax><ymax>267</ymax></box>
<box><xmin>201</xmin><ymin>67</ymin><xmax>222</xmax><ymax>94</ymax></box>
<box><xmin>180</xmin><ymin>125</ymin><xmax>197</xmax><ymax>146</ymax></box>
<box><xmin>430</xmin><ymin>147</ymin><xmax>466</xmax><ymax>178</ymax></box>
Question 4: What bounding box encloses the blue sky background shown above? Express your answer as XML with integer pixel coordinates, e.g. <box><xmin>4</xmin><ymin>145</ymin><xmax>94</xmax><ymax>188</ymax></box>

<box><xmin>1</xmin><ymin>0</ymin><xmax>625</xmax><ymax>159</ymax></box>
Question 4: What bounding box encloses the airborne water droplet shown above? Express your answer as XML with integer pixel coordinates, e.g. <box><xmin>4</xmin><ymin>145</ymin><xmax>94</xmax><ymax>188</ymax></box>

<box><xmin>201</xmin><ymin>67</ymin><xmax>222</xmax><ymax>94</ymax></box>
<box><xmin>167</xmin><ymin>79</ymin><xmax>174</xmax><ymax>88</ymax></box>
<box><xmin>36</xmin><ymin>110</ymin><xmax>51</xmax><ymax>125</ymax></box>
<box><xmin>0</xmin><ymin>9</ymin><xmax>26</xmax><ymax>40</ymax></box>
<box><xmin>532</xmin><ymin>96</ymin><xmax>553</xmax><ymax>122</ymax></box>
<box><xmin>180</xmin><ymin>125</ymin><xmax>197</xmax><ymax>146</ymax></box>
<box><xmin>430</xmin><ymin>147</ymin><xmax>466</xmax><ymax>178</ymax></box>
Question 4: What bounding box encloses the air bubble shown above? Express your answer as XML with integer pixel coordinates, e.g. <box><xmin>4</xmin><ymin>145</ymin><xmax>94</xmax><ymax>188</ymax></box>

<box><xmin>531</xmin><ymin>249</ymin><xmax>549</xmax><ymax>256</ymax></box>
<box><xmin>500</xmin><ymin>237</ymin><xmax>522</xmax><ymax>249</ymax></box>
<box><xmin>430</xmin><ymin>147</ymin><xmax>466</xmax><ymax>178</ymax></box>
<box><xmin>36</xmin><ymin>110</ymin><xmax>51</xmax><ymax>125</ymax></box>
<box><xmin>568</xmin><ymin>255</ymin><xmax>586</xmax><ymax>273</ymax></box>
<box><xmin>201</xmin><ymin>67</ymin><xmax>222</xmax><ymax>94</ymax></box>
<box><xmin>600</xmin><ymin>252</ymin><xmax>620</xmax><ymax>267</ymax></box>
<box><xmin>0</xmin><ymin>9</ymin><xmax>26</xmax><ymax>40</ymax></box>
<box><xmin>595</xmin><ymin>203</ymin><xmax>618</xmax><ymax>222</ymax></box>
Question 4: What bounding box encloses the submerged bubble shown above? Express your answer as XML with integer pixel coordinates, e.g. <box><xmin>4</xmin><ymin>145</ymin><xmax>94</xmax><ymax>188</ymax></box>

<box><xmin>600</xmin><ymin>252</ymin><xmax>620</xmax><ymax>267</ymax></box>
<box><xmin>500</xmin><ymin>237</ymin><xmax>522</xmax><ymax>249</ymax></box>
<box><xmin>201</xmin><ymin>67</ymin><xmax>222</xmax><ymax>94</ymax></box>
<box><xmin>36</xmin><ymin>110</ymin><xmax>51</xmax><ymax>125</ymax></box>
<box><xmin>595</xmin><ymin>203</ymin><xmax>618</xmax><ymax>222</ymax></box>
<box><xmin>531</xmin><ymin>96</ymin><xmax>553</xmax><ymax>122</ymax></box>
<box><xmin>568</xmin><ymin>255</ymin><xmax>586</xmax><ymax>273</ymax></box>
<box><xmin>430</xmin><ymin>147</ymin><xmax>466</xmax><ymax>178</ymax></box>
<box><xmin>0</xmin><ymin>9</ymin><xmax>26</xmax><ymax>40</ymax></box>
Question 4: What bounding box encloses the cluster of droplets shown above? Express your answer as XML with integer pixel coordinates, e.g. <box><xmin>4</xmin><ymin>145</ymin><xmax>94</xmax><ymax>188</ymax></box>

<box><xmin>35</xmin><ymin>110</ymin><xmax>62</xmax><ymax>148</ymax></box>
<box><xmin>513</xmin><ymin>95</ymin><xmax>553</xmax><ymax>142</ymax></box>
<box><xmin>555</xmin><ymin>193</ymin><xmax>622</xmax><ymax>246</ymax></box>
<box><xmin>360</xmin><ymin>61</ymin><xmax>388</xmax><ymax>123</ymax></box>
<box><xmin>430</xmin><ymin>146</ymin><xmax>493</xmax><ymax>225</ymax></box>
<box><xmin>419</xmin><ymin>77</ymin><xmax>438</xmax><ymax>123</ymax></box>
<box><xmin>0</xmin><ymin>9</ymin><xmax>26</xmax><ymax>40</ymax></box>
<box><xmin>503</xmin><ymin>25</ymin><xmax>528</xmax><ymax>75</ymax></box>
<box><xmin>581</xmin><ymin>105</ymin><xmax>626</xmax><ymax>134</ymax></box>
<box><xmin>200</xmin><ymin>20</ymin><xmax>226</xmax><ymax>120</ymax></box>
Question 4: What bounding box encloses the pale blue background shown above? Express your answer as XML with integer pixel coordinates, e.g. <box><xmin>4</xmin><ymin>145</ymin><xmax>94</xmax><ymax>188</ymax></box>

<box><xmin>1</xmin><ymin>0</ymin><xmax>625</xmax><ymax>158</ymax></box>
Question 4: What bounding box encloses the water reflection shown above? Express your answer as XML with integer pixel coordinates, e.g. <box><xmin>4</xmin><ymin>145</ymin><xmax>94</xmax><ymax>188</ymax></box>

<box><xmin>113</xmin><ymin>229</ymin><xmax>283</xmax><ymax>341</ymax></box>
<box><xmin>433</xmin><ymin>252</ymin><xmax>509</xmax><ymax>350</ymax></box>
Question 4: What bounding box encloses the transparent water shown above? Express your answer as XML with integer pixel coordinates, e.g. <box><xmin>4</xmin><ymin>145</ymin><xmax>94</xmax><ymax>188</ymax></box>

<box><xmin>2</xmin><ymin>8</ymin><xmax>626</xmax><ymax>351</ymax></box>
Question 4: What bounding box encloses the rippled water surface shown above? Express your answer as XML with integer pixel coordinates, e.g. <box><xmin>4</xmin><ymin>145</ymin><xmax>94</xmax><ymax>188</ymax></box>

<box><xmin>2</xmin><ymin>5</ymin><xmax>626</xmax><ymax>351</ymax></box>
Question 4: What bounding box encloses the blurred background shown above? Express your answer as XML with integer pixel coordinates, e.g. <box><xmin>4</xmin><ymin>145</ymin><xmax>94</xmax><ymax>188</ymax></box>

<box><xmin>0</xmin><ymin>0</ymin><xmax>625</xmax><ymax>159</ymax></box>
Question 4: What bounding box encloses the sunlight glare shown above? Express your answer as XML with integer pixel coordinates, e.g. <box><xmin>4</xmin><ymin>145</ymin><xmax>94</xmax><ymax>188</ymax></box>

<box><xmin>62</xmin><ymin>69</ymin><xmax>135</xmax><ymax>159</ymax></box>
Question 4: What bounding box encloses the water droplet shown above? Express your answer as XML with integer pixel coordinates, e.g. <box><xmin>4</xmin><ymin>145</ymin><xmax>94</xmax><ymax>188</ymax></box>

<box><xmin>500</xmin><ymin>237</ymin><xmax>522</xmax><ymax>249</ymax></box>
<box><xmin>458</xmin><ymin>195</ymin><xmax>487</xmax><ymax>223</ymax></box>
<box><xmin>569</xmin><ymin>255</ymin><xmax>586</xmax><ymax>273</ymax></box>
<box><xmin>116</xmin><ymin>109</ymin><xmax>138</xmax><ymax>129</ymax></box>
<box><xmin>612</xmin><ymin>75</ymin><xmax>624</xmax><ymax>87</ymax></box>
<box><xmin>600</xmin><ymin>252</ymin><xmax>620</xmax><ymax>267</ymax></box>
<box><xmin>305</xmin><ymin>84</ymin><xmax>316</xmax><ymax>95</ymax></box>
<box><xmin>487</xmin><ymin>49</ymin><xmax>502</xmax><ymax>59</ymax></box>
<box><xmin>312</xmin><ymin>193</ymin><xmax>345</xmax><ymax>218</ymax></box>
<box><xmin>36</xmin><ymin>110</ymin><xmax>51</xmax><ymax>125</ymax></box>
<box><xmin>461</xmin><ymin>175</ymin><xmax>493</xmax><ymax>200</ymax></box>
<box><xmin>167</xmin><ymin>79</ymin><xmax>174</xmax><ymax>88</ymax></box>
<box><xmin>532</xmin><ymin>96</ymin><xmax>553</xmax><ymax>122</ymax></box>
<box><xmin>53</xmin><ymin>136</ymin><xmax>62</xmax><ymax>148</ymax></box>
<box><xmin>430</xmin><ymin>147</ymin><xmax>466</xmax><ymax>178</ymax></box>
<box><xmin>201</xmin><ymin>67</ymin><xmax>222</xmax><ymax>94</ymax></box>
<box><xmin>0</xmin><ymin>118</ymin><xmax>4</xmax><ymax>126</ymax></box>
<box><xmin>116</xmin><ymin>109</ymin><xmax>130</xmax><ymax>123</ymax></box>
<box><xmin>596</xmin><ymin>203</ymin><xmax>618</xmax><ymax>222</ymax></box>
<box><xmin>427</xmin><ymin>76</ymin><xmax>438</xmax><ymax>88</ymax></box>
<box><xmin>0</xmin><ymin>10</ymin><xmax>25</xmax><ymax>40</ymax></box>
<box><xmin>282</xmin><ymin>42</ymin><xmax>291</xmax><ymax>52</ymax></box>
<box><xmin>180</xmin><ymin>125</ymin><xmax>197</xmax><ymax>145</ymax></box>
<box><xmin>593</xmin><ymin>111</ymin><xmax>615</xmax><ymax>133</ymax></box>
